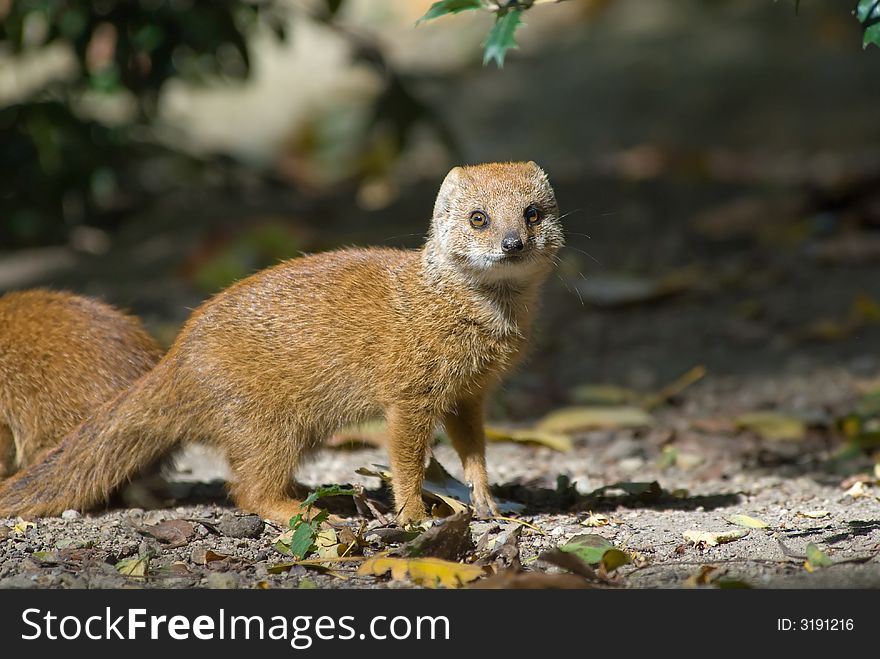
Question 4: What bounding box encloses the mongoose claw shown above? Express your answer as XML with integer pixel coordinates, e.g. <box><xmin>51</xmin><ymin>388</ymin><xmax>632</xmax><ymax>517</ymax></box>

<box><xmin>469</xmin><ymin>483</ymin><xmax>499</xmax><ymax>519</ymax></box>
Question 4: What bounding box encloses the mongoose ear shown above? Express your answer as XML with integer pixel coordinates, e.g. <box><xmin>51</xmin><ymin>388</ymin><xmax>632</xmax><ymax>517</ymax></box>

<box><xmin>527</xmin><ymin>160</ymin><xmax>547</xmax><ymax>177</ymax></box>
<box><xmin>433</xmin><ymin>166</ymin><xmax>465</xmax><ymax>217</ymax></box>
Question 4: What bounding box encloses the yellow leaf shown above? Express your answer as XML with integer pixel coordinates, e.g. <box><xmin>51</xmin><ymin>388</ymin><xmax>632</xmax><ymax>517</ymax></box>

<box><xmin>115</xmin><ymin>556</ymin><xmax>149</xmax><ymax>579</ymax></box>
<box><xmin>358</xmin><ymin>556</ymin><xmax>484</xmax><ymax>589</ymax></box>
<box><xmin>485</xmin><ymin>426</ymin><xmax>573</xmax><ymax>452</ymax></box>
<box><xmin>536</xmin><ymin>406</ymin><xmax>654</xmax><ymax>433</ymax></box>
<box><xmin>315</xmin><ymin>528</ymin><xmax>341</xmax><ymax>561</ymax></box>
<box><xmin>683</xmin><ymin>529</ymin><xmax>749</xmax><ymax>547</ymax></box>
<box><xmin>844</xmin><ymin>481</ymin><xmax>872</xmax><ymax>498</ymax></box>
<box><xmin>725</xmin><ymin>514</ymin><xmax>770</xmax><ymax>529</ymax></box>
<box><xmin>581</xmin><ymin>513</ymin><xmax>611</xmax><ymax>528</ymax></box>
<box><xmin>13</xmin><ymin>520</ymin><xmax>36</xmax><ymax>535</ymax></box>
<box><xmin>735</xmin><ymin>412</ymin><xmax>806</xmax><ymax>441</ymax></box>
<box><xmin>797</xmin><ymin>510</ymin><xmax>830</xmax><ymax>519</ymax></box>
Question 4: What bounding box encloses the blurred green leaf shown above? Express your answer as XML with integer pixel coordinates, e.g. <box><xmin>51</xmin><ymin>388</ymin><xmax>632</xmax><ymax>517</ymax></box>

<box><xmin>858</xmin><ymin>0</ymin><xmax>880</xmax><ymax>49</ymax></box>
<box><xmin>418</xmin><ymin>0</ymin><xmax>484</xmax><ymax>24</ymax></box>
<box><xmin>483</xmin><ymin>8</ymin><xmax>523</xmax><ymax>67</ymax></box>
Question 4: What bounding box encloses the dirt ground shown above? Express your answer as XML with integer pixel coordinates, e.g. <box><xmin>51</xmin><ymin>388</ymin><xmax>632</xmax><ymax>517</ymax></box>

<box><xmin>1</xmin><ymin>363</ymin><xmax>879</xmax><ymax>590</ymax></box>
<box><xmin>1</xmin><ymin>2</ymin><xmax>879</xmax><ymax>588</ymax></box>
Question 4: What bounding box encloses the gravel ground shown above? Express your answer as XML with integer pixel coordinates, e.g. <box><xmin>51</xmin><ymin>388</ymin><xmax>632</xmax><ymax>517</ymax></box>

<box><xmin>2</xmin><ymin>365</ymin><xmax>878</xmax><ymax>590</ymax></box>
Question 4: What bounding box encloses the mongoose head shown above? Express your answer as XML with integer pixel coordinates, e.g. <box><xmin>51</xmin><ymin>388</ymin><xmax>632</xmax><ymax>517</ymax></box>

<box><xmin>429</xmin><ymin>161</ymin><xmax>564</xmax><ymax>285</ymax></box>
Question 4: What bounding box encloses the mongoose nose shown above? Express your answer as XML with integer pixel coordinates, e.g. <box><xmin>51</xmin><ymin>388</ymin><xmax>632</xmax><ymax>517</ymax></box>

<box><xmin>501</xmin><ymin>236</ymin><xmax>525</xmax><ymax>254</ymax></box>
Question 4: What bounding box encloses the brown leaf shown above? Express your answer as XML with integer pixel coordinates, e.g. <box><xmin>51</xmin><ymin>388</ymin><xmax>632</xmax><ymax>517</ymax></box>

<box><xmin>471</xmin><ymin>568</ymin><xmax>597</xmax><ymax>589</ymax></box>
<box><xmin>479</xmin><ymin>525</ymin><xmax>522</xmax><ymax>572</ymax></box>
<box><xmin>397</xmin><ymin>512</ymin><xmax>473</xmax><ymax>561</ymax></box>
<box><xmin>143</xmin><ymin>520</ymin><xmax>196</xmax><ymax>548</ymax></box>
<box><xmin>191</xmin><ymin>548</ymin><xmax>230</xmax><ymax>565</ymax></box>
<box><xmin>538</xmin><ymin>548</ymin><xmax>601</xmax><ymax>581</ymax></box>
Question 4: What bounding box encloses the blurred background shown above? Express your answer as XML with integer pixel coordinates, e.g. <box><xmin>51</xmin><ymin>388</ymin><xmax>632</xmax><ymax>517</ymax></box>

<box><xmin>2</xmin><ymin>0</ymin><xmax>880</xmax><ymax>438</ymax></box>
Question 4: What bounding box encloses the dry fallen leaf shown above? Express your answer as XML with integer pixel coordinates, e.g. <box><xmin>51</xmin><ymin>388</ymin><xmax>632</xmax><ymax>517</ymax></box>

<box><xmin>734</xmin><ymin>412</ymin><xmax>806</xmax><ymax>441</ymax></box>
<box><xmin>844</xmin><ymin>481</ymin><xmax>872</xmax><ymax>498</ymax></box>
<box><xmin>683</xmin><ymin>529</ymin><xmax>749</xmax><ymax>548</ymax></box>
<box><xmin>358</xmin><ymin>556</ymin><xmax>484</xmax><ymax>589</ymax></box>
<box><xmin>536</xmin><ymin>406</ymin><xmax>654</xmax><ymax>434</ymax></box>
<box><xmin>143</xmin><ymin>519</ymin><xmax>196</xmax><ymax>548</ymax></box>
<box><xmin>725</xmin><ymin>514</ymin><xmax>770</xmax><ymax>529</ymax></box>
<box><xmin>485</xmin><ymin>426</ymin><xmax>573</xmax><ymax>452</ymax></box>
<box><xmin>581</xmin><ymin>513</ymin><xmax>612</xmax><ymax>528</ymax></box>
<box><xmin>357</xmin><ymin>458</ymin><xmax>524</xmax><ymax>516</ymax></box>
<box><xmin>471</xmin><ymin>569</ymin><xmax>597</xmax><ymax>589</ymax></box>
<box><xmin>116</xmin><ymin>556</ymin><xmax>149</xmax><ymax>579</ymax></box>
<box><xmin>397</xmin><ymin>512</ymin><xmax>473</xmax><ymax>562</ymax></box>
<box><xmin>797</xmin><ymin>510</ymin><xmax>830</xmax><ymax>519</ymax></box>
<box><xmin>191</xmin><ymin>548</ymin><xmax>230</xmax><ymax>565</ymax></box>
<box><xmin>13</xmin><ymin>520</ymin><xmax>36</xmax><ymax>536</ymax></box>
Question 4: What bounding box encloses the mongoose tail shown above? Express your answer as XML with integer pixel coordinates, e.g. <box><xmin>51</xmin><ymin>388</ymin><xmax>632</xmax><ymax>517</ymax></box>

<box><xmin>0</xmin><ymin>364</ymin><xmax>178</xmax><ymax>517</ymax></box>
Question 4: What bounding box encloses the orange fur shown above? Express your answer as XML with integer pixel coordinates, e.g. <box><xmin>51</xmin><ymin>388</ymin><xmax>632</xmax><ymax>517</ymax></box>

<box><xmin>0</xmin><ymin>162</ymin><xmax>563</xmax><ymax>524</ymax></box>
<box><xmin>0</xmin><ymin>290</ymin><xmax>161</xmax><ymax>476</ymax></box>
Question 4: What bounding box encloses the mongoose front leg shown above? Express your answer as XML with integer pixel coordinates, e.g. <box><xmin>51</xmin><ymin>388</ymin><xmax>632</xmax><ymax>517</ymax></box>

<box><xmin>443</xmin><ymin>397</ymin><xmax>499</xmax><ymax>519</ymax></box>
<box><xmin>386</xmin><ymin>405</ymin><xmax>433</xmax><ymax>524</ymax></box>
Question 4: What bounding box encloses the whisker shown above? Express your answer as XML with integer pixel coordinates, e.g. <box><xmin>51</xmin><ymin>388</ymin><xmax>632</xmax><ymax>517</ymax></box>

<box><xmin>561</xmin><ymin>244</ymin><xmax>602</xmax><ymax>266</ymax></box>
<box><xmin>381</xmin><ymin>232</ymin><xmax>428</xmax><ymax>244</ymax></box>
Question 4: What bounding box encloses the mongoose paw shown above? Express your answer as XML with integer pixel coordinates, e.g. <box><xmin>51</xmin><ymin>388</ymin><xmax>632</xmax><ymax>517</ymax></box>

<box><xmin>469</xmin><ymin>484</ymin><xmax>500</xmax><ymax>519</ymax></box>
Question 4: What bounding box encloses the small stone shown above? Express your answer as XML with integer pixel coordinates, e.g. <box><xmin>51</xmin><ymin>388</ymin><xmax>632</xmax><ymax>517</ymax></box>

<box><xmin>144</xmin><ymin>510</ymin><xmax>168</xmax><ymax>525</ymax></box>
<box><xmin>0</xmin><ymin>526</ymin><xmax>10</xmax><ymax>540</ymax></box>
<box><xmin>139</xmin><ymin>540</ymin><xmax>159</xmax><ymax>558</ymax></box>
<box><xmin>218</xmin><ymin>513</ymin><xmax>264</xmax><ymax>539</ymax></box>
<box><xmin>61</xmin><ymin>509</ymin><xmax>81</xmax><ymax>520</ymax></box>
<box><xmin>205</xmin><ymin>572</ymin><xmax>239</xmax><ymax>589</ymax></box>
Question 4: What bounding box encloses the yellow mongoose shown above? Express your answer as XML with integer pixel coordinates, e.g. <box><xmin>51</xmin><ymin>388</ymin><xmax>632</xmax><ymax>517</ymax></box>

<box><xmin>0</xmin><ymin>161</ymin><xmax>563</xmax><ymax>524</ymax></box>
<box><xmin>0</xmin><ymin>289</ymin><xmax>161</xmax><ymax>477</ymax></box>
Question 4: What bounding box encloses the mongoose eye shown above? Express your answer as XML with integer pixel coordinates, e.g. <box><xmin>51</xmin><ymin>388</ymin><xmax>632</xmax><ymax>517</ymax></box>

<box><xmin>469</xmin><ymin>211</ymin><xmax>489</xmax><ymax>229</ymax></box>
<box><xmin>524</xmin><ymin>205</ymin><xmax>541</xmax><ymax>224</ymax></box>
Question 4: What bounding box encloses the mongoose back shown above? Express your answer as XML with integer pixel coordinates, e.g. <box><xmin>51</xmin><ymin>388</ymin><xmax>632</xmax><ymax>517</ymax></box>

<box><xmin>0</xmin><ymin>161</ymin><xmax>563</xmax><ymax>524</ymax></box>
<box><xmin>0</xmin><ymin>289</ymin><xmax>161</xmax><ymax>477</ymax></box>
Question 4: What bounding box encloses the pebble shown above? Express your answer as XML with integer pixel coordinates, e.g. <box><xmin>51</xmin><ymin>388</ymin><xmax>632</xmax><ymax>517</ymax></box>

<box><xmin>61</xmin><ymin>509</ymin><xmax>81</xmax><ymax>520</ymax></box>
<box><xmin>144</xmin><ymin>510</ymin><xmax>168</xmax><ymax>525</ymax></box>
<box><xmin>218</xmin><ymin>513</ymin><xmax>264</xmax><ymax>539</ymax></box>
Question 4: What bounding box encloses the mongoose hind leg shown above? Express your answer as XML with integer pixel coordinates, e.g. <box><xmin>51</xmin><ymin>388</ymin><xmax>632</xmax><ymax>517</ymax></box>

<box><xmin>0</xmin><ymin>424</ymin><xmax>15</xmax><ymax>478</ymax></box>
<box><xmin>386</xmin><ymin>405</ymin><xmax>432</xmax><ymax>525</ymax></box>
<box><xmin>443</xmin><ymin>397</ymin><xmax>499</xmax><ymax>519</ymax></box>
<box><xmin>225</xmin><ymin>431</ymin><xmax>317</xmax><ymax>526</ymax></box>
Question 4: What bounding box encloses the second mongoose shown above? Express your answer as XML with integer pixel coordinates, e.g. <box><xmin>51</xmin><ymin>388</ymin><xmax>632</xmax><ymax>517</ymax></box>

<box><xmin>0</xmin><ymin>289</ymin><xmax>161</xmax><ymax>477</ymax></box>
<box><xmin>0</xmin><ymin>161</ymin><xmax>564</xmax><ymax>524</ymax></box>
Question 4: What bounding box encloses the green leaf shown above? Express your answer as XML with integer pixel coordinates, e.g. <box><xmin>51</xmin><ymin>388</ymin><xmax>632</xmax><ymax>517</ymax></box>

<box><xmin>858</xmin><ymin>0</ymin><xmax>880</xmax><ymax>49</ymax></box>
<box><xmin>418</xmin><ymin>0</ymin><xmax>484</xmax><ymax>24</ymax></box>
<box><xmin>301</xmin><ymin>484</ymin><xmax>358</xmax><ymax>509</ymax></box>
<box><xmin>288</xmin><ymin>521</ymin><xmax>318</xmax><ymax>560</ymax></box>
<box><xmin>804</xmin><ymin>543</ymin><xmax>834</xmax><ymax>570</ymax></box>
<box><xmin>558</xmin><ymin>534</ymin><xmax>614</xmax><ymax>564</ymax></box>
<box><xmin>483</xmin><ymin>9</ymin><xmax>523</xmax><ymax>68</ymax></box>
<box><xmin>857</xmin><ymin>0</ymin><xmax>880</xmax><ymax>22</ymax></box>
